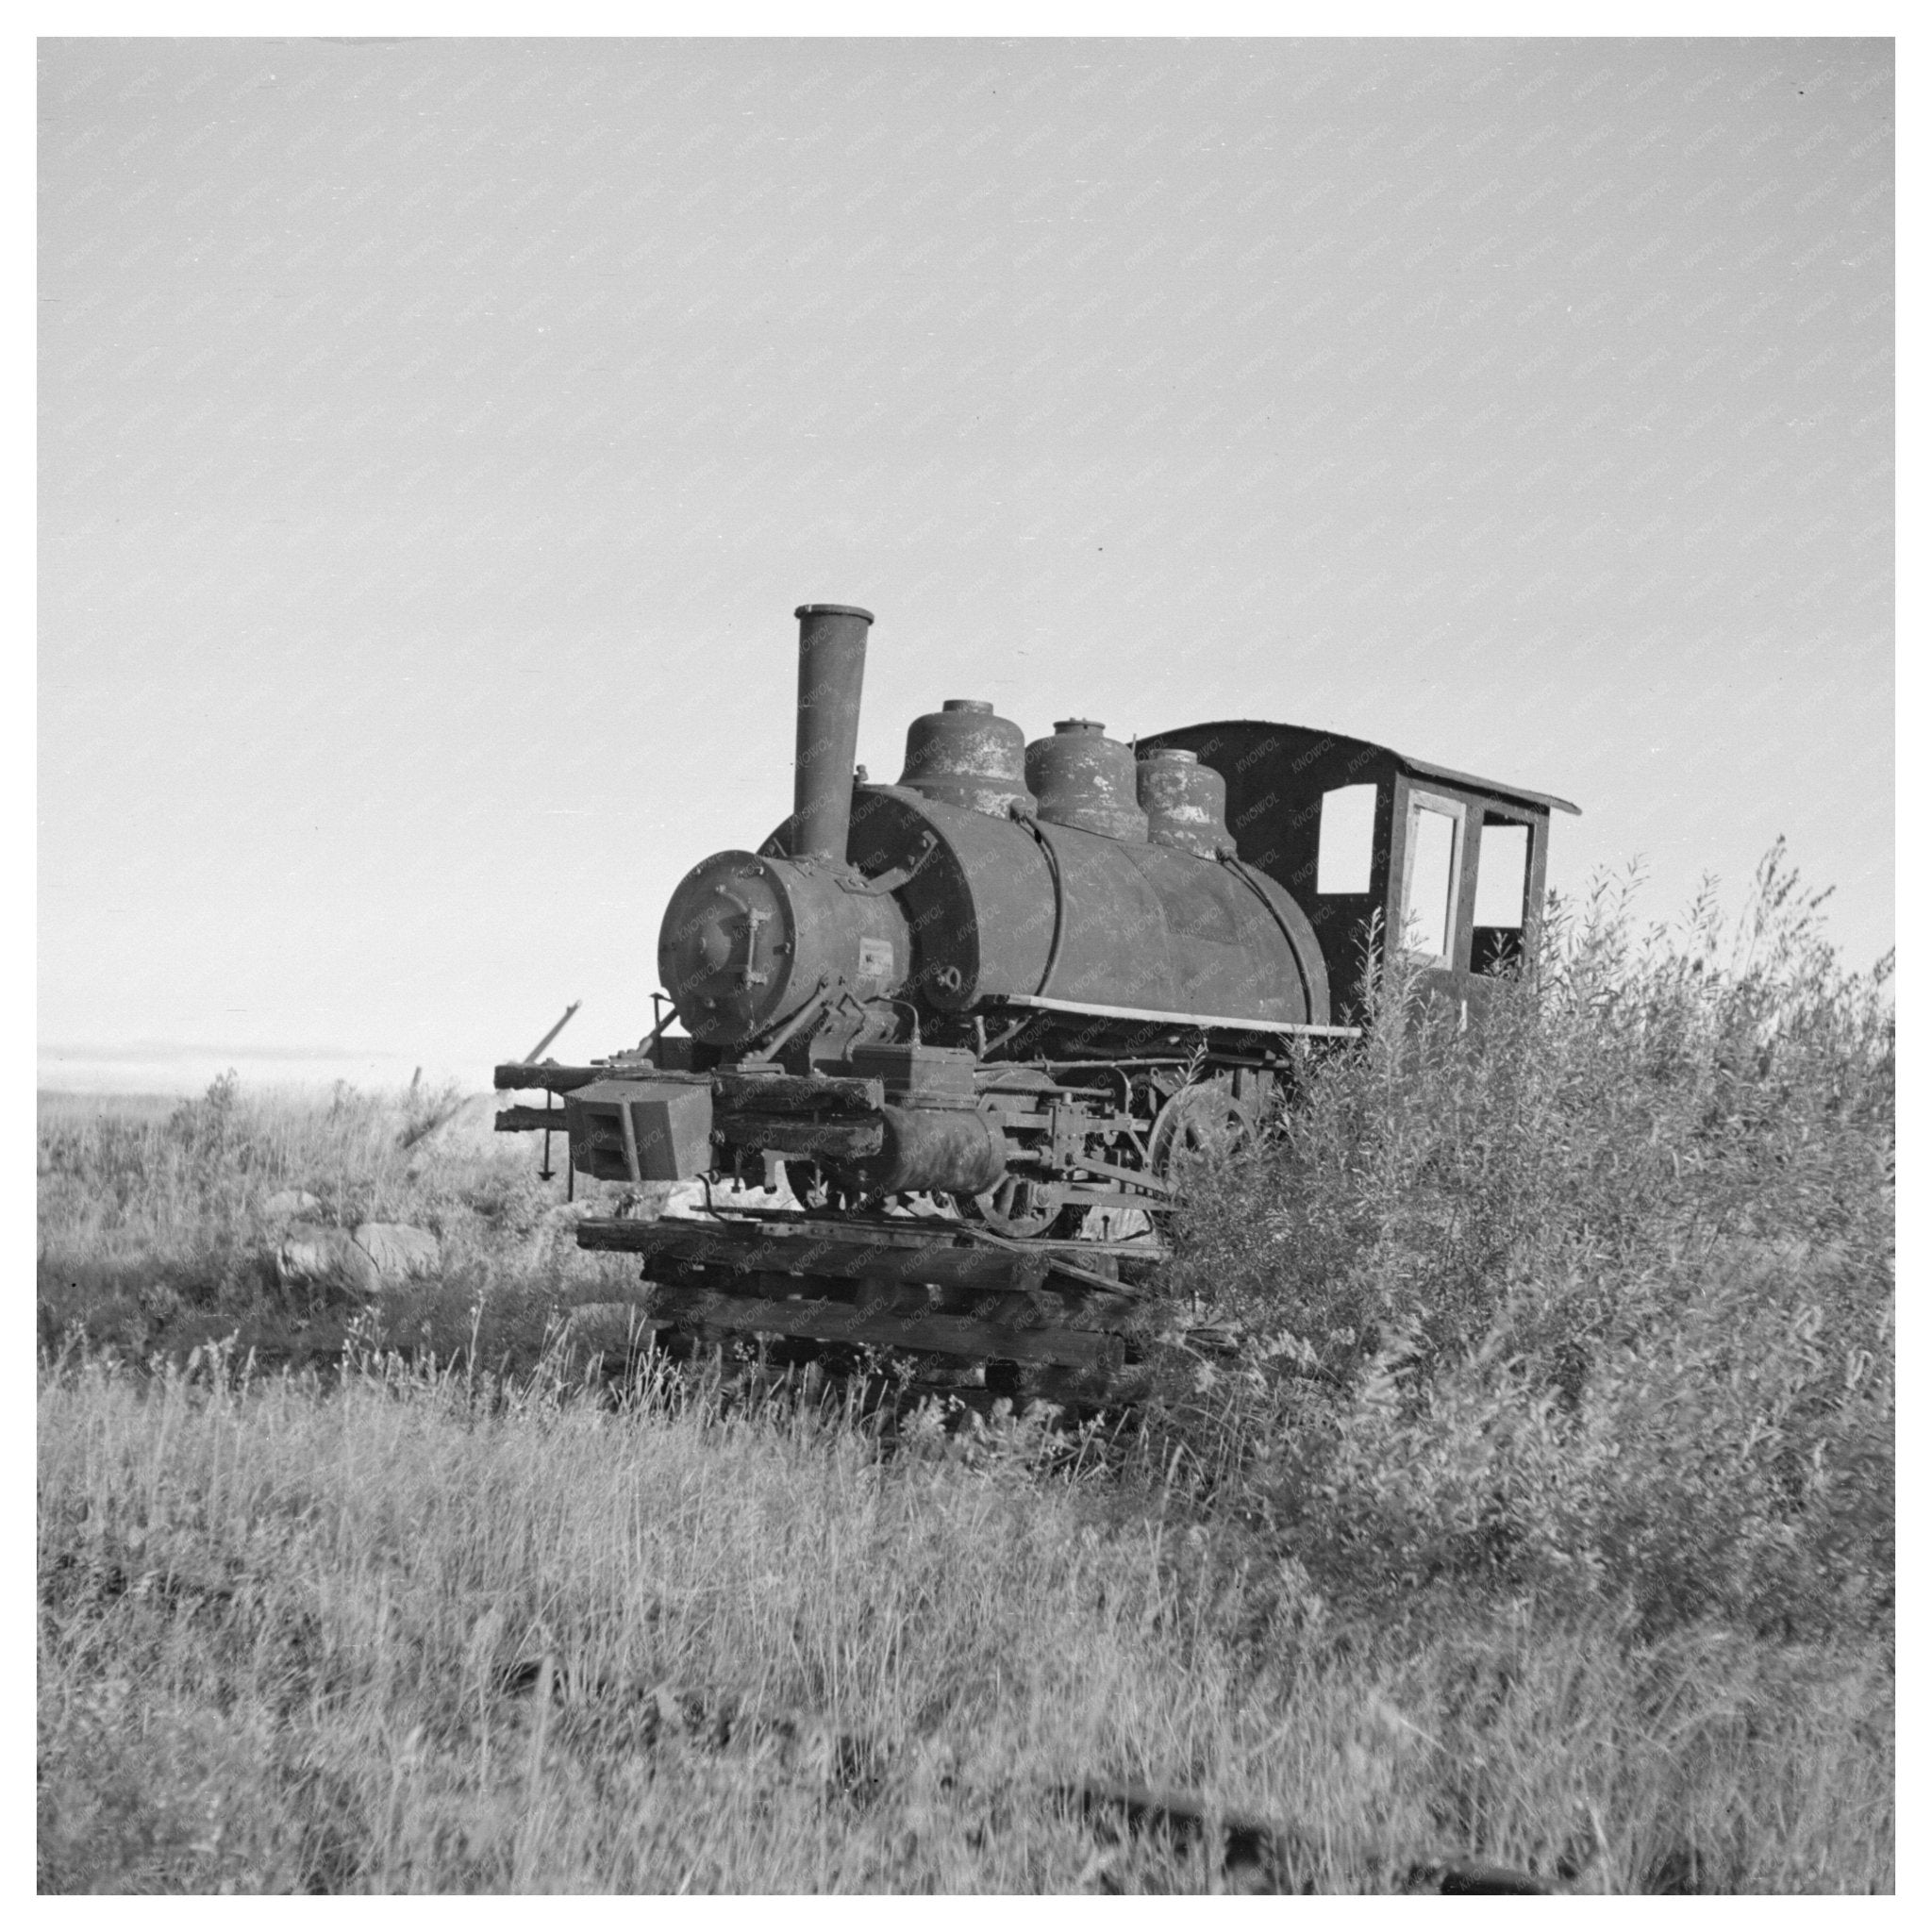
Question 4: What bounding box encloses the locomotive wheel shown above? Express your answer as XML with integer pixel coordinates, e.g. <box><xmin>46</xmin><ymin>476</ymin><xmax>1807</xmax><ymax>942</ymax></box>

<box><xmin>1149</xmin><ymin>1083</ymin><xmax>1253</xmax><ymax>1178</ymax></box>
<box><xmin>957</xmin><ymin>1174</ymin><xmax>1071</xmax><ymax>1240</ymax></box>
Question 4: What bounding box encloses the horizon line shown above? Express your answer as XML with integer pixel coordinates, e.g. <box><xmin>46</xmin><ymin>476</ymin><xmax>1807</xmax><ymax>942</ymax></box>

<box><xmin>39</xmin><ymin>1042</ymin><xmax>416</xmax><ymax>1064</ymax></box>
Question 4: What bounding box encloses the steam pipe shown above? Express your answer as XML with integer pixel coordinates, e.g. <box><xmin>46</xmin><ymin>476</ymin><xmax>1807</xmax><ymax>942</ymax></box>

<box><xmin>791</xmin><ymin>602</ymin><xmax>875</xmax><ymax>862</ymax></box>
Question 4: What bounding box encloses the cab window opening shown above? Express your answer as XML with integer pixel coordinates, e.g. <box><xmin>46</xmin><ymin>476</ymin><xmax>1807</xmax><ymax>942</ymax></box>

<box><xmin>1316</xmin><ymin>783</ymin><xmax>1377</xmax><ymax>894</ymax></box>
<box><xmin>1400</xmin><ymin>793</ymin><xmax>1463</xmax><ymax>964</ymax></box>
<box><xmin>1471</xmin><ymin>815</ymin><xmax>1534</xmax><ymax>975</ymax></box>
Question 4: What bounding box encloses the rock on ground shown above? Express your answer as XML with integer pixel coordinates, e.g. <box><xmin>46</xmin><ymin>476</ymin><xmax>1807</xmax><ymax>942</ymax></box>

<box><xmin>353</xmin><ymin>1222</ymin><xmax>441</xmax><ymax>1279</ymax></box>
<box><xmin>274</xmin><ymin>1221</ymin><xmax>441</xmax><ymax>1300</ymax></box>
<box><xmin>275</xmin><ymin>1224</ymin><xmax>381</xmax><ymax>1301</ymax></box>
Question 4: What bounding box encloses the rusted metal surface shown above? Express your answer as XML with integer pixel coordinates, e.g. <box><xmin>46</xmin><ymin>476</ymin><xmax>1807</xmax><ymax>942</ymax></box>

<box><xmin>1216</xmin><ymin>853</ymin><xmax>1333</xmax><ymax>1021</ymax></box>
<box><xmin>842</xmin><ymin>1041</ymin><xmax>976</xmax><ymax>1102</ymax></box>
<box><xmin>841</xmin><ymin>787</ymin><xmax>1329</xmax><ymax>1025</ymax></box>
<box><xmin>860</xmin><ymin>1104</ymin><xmax>1008</xmax><ymax>1196</ymax></box>
<box><xmin>845</xmin><ymin>785</ymin><xmax>1055</xmax><ymax>1007</ymax></box>
<box><xmin>1141</xmin><ymin>718</ymin><xmax>1575</xmax><ymax>1020</ymax></box>
<box><xmin>712</xmin><ymin>1114</ymin><xmax>885</xmax><ymax>1160</ymax></box>
<box><xmin>1040</xmin><ymin>820</ymin><xmax>1324</xmax><ymax>1021</ymax></box>
<box><xmin>658</xmin><ymin>846</ymin><xmax>909</xmax><ymax>1045</ymax></box>
<box><xmin>896</xmin><ymin>698</ymin><xmax>1035</xmax><ymax>818</ymax></box>
<box><xmin>1137</xmin><ymin>747</ymin><xmax>1233</xmax><ymax>858</ymax></box>
<box><xmin>564</xmin><ymin>1078</ymin><xmax>713</xmax><ymax>1183</ymax></box>
<box><xmin>1148</xmin><ymin>1079</ymin><xmax>1251</xmax><ymax>1175</ymax></box>
<box><xmin>711</xmin><ymin>1070</ymin><xmax>884</xmax><ymax>1114</ymax></box>
<box><xmin>786</xmin><ymin>602</ymin><xmax>874</xmax><ymax>862</ymax></box>
<box><xmin>1026</xmin><ymin>719</ymin><xmax>1149</xmax><ymax>841</ymax></box>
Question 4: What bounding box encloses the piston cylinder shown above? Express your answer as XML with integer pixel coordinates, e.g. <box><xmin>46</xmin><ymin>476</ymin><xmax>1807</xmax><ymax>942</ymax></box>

<box><xmin>1024</xmin><ymin>720</ymin><xmax>1148</xmax><ymax>842</ymax></box>
<box><xmin>850</xmin><ymin>1103</ymin><xmax>1008</xmax><ymax>1195</ymax></box>
<box><xmin>1138</xmin><ymin>746</ymin><xmax>1235</xmax><ymax>858</ymax></box>
<box><xmin>896</xmin><ymin>699</ymin><xmax>1035</xmax><ymax>819</ymax></box>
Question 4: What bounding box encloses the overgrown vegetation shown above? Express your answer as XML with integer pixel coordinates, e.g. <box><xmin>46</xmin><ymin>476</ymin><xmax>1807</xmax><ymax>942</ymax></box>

<box><xmin>1165</xmin><ymin>845</ymin><xmax>1894</xmax><ymax>1648</ymax></box>
<box><xmin>38</xmin><ymin>850</ymin><xmax>1893</xmax><ymax>1892</ymax></box>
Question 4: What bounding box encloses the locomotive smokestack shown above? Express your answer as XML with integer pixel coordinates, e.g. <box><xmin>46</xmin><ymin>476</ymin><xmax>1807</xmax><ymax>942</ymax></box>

<box><xmin>791</xmin><ymin>602</ymin><xmax>874</xmax><ymax>862</ymax></box>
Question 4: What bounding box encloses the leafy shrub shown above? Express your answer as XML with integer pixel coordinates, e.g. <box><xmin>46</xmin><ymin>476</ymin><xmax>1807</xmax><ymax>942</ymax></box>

<box><xmin>1164</xmin><ymin>848</ymin><xmax>1893</xmax><ymax>1642</ymax></box>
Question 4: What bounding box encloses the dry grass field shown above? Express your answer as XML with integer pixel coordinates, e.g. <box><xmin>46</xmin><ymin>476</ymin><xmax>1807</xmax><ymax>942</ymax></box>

<box><xmin>37</xmin><ymin>852</ymin><xmax>1893</xmax><ymax>1893</ymax></box>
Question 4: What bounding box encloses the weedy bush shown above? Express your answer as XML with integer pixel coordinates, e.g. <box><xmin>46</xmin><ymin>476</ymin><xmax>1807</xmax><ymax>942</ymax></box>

<box><xmin>1163</xmin><ymin>847</ymin><xmax>1893</xmax><ymax>1643</ymax></box>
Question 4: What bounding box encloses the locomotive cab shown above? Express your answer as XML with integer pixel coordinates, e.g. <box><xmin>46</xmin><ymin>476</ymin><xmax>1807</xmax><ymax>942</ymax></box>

<box><xmin>1137</xmin><ymin>721</ymin><xmax>1580</xmax><ymax>1021</ymax></box>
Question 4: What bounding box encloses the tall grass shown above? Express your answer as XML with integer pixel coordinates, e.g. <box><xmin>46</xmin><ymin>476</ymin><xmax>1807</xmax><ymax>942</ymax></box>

<box><xmin>37</xmin><ymin>848</ymin><xmax>1893</xmax><ymax>1891</ymax></box>
<box><xmin>38</xmin><ymin>1346</ymin><xmax>1890</xmax><ymax>1893</ymax></box>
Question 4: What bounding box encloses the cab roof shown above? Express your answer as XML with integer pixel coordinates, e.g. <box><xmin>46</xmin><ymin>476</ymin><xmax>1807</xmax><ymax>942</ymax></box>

<box><xmin>1148</xmin><ymin>718</ymin><xmax>1581</xmax><ymax>817</ymax></box>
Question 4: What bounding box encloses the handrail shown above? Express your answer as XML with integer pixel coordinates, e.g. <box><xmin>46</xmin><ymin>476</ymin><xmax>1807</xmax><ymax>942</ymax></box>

<box><xmin>1218</xmin><ymin>852</ymin><xmax>1323</xmax><ymax>1023</ymax></box>
<box><xmin>1017</xmin><ymin>814</ymin><xmax>1070</xmax><ymax>1000</ymax></box>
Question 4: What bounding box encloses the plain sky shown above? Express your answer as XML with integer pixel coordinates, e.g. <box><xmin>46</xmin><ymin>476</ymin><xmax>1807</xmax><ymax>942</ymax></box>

<box><xmin>39</xmin><ymin>36</ymin><xmax>1892</xmax><ymax>1091</ymax></box>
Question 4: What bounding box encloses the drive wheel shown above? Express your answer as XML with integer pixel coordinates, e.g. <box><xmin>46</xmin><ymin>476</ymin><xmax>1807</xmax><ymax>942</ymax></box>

<box><xmin>1149</xmin><ymin>1083</ymin><xmax>1253</xmax><ymax>1178</ymax></box>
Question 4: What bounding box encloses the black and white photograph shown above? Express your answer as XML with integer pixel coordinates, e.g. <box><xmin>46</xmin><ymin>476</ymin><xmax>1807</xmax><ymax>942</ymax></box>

<box><xmin>36</xmin><ymin>25</ymin><xmax>1895</xmax><ymax>1895</ymax></box>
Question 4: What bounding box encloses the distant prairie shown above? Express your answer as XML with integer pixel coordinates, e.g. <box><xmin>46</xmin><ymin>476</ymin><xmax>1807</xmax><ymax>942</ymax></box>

<box><xmin>39</xmin><ymin>1048</ymin><xmax>441</xmax><ymax>1099</ymax></box>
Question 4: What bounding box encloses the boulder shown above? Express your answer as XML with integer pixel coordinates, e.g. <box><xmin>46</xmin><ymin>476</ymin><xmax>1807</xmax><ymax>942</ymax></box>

<box><xmin>275</xmin><ymin>1221</ymin><xmax>441</xmax><ymax>1300</ymax></box>
<box><xmin>352</xmin><ymin>1223</ymin><xmax>441</xmax><ymax>1280</ymax></box>
<box><xmin>262</xmin><ymin>1188</ymin><xmax>323</xmax><ymax>1220</ymax></box>
<box><xmin>276</xmin><ymin>1224</ymin><xmax>381</xmax><ymax>1301</ymax></box>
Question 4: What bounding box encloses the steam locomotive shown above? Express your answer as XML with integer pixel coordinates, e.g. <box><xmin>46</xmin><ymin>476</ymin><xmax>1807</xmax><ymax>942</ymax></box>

<box><xmin>498</xmin><ymin>603</ymin><xmax>1575</xmax><ymax>1395</ymax></box>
